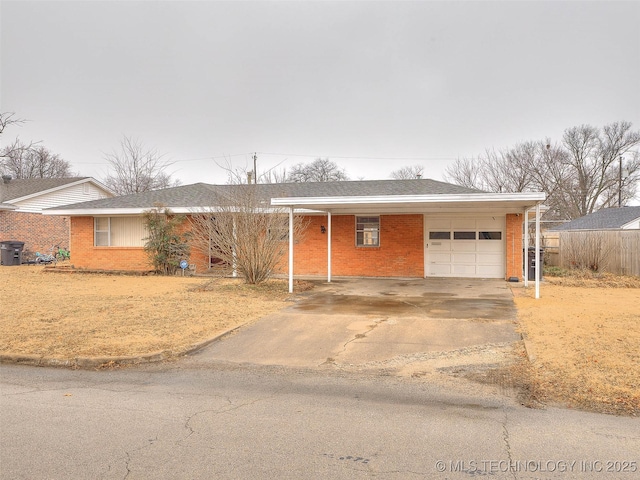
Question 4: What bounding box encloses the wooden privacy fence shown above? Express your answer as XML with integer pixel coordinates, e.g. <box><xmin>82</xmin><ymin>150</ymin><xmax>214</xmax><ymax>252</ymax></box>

<box><xmin>558</xmin><ymin>230</ymin><xmax>640</xmax><ymax>276</ymax></box>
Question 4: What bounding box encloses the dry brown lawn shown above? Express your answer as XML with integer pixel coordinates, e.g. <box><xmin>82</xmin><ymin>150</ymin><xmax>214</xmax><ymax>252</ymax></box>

<box><xmin>3</xmin><ymin>265</ymin><xmax>639</xmax><ymax>416</ymax></box>
<box><xmin>0</xmin><ymin>265</ymin><xmax>304</xmax><ymax>360</ymax></box>
<box><xmin>511</xmin><ymin>274</ymin><xmax>640</xmax><ymax>416</ymax></box>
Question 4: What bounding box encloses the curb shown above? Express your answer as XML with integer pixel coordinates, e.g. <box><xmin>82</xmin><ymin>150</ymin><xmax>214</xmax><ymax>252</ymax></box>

<box><xmin>0</xmin><ymin>324</ymin><xmax>244</xmax><ymax>370</ymax></box>
<box><xmin>520</xmin><ymin>332</ymin><xmax>536</xmax><ymax>363</ymax></box>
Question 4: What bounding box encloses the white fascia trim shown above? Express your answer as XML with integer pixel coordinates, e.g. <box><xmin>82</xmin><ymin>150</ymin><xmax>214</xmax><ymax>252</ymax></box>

<box><xmin>270</xmin><ymin>192</ymin><xmax>546</xmax><ymax>207</ymax></box>
<box><xmin>11</xmin><ymin>178</ymin><xmax>116</xmax><ymax>203</ymax></box>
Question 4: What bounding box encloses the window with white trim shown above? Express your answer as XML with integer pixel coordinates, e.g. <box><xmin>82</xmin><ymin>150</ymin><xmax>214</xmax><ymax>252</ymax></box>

<box><xmin>94</xmin><ymin>217</ymin><xmax>148</xmax><ymax>247</ymax></box>
<box><xmin>356</xmin><ymin>216</ymin><xmax>380</xmax><ymax>247</ymax></box>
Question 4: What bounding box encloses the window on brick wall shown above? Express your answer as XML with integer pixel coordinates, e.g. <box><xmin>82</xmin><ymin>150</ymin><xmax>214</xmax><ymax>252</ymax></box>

<box><xmin>356</xmin><ymin>216</ymin><xmax>380</xmax><ymax>247</ymax></box>
<box><xmin>94</xmin><ymin>216</ymin><xmax>148</xmax><ymax>247</ymax></box>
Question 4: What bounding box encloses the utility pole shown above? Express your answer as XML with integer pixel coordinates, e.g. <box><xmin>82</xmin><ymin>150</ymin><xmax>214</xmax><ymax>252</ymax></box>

<box><xmin>253</xmin><ymin>152</ymin><xmax>257</xmax><ymax>184</ymax></box>
<box><xmin>618</xmin><ymin>155</ymin><xmax>623</xmax><ymax>208</ymax></box>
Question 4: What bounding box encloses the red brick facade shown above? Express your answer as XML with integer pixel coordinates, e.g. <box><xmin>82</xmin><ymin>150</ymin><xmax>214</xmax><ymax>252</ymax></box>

<box><xmin>289</xmin><ymin>214</ymin><xmax>425</xmax><ymax>277</ymax></box>
<box><xmin>505</xmin><ymin>213</ymin><xmax>523</xmax><ymax>280</ymax></box>
<box><xmin>70</xmin><ymin>217</ymin><xmax>149</xmax><ymax>270</ymax></box>
<box><xmin>0</xmin><ymin>211</ymin><xmax>70</xmax><ymax>257</ymax></box>
<box><xmin>65</xmin><ymin>212</ymin><xmax>525</xmax><ymax>279</ymax></box>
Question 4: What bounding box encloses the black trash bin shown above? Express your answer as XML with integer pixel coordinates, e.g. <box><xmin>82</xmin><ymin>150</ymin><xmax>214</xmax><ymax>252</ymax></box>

<box><xmin>526</xmin><ymin>247</ymin><xmax>544</xmax><ymax>281</ymax></box>
<box><xmin>0</xmin><ymin>241</ymin><xmax>25</xmax><ymax>266</ymax></box>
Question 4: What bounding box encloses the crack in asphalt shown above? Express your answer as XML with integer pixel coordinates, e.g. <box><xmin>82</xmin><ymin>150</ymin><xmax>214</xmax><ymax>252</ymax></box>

<box><xmin>317</xmin><ymin>317</ymin><xmax>389</xmax><ymax>367</ymax></box>
<box><xmin>502</xmin><ymin>411</ymin><xmax>518</xmax><ymax>480</ymax></box>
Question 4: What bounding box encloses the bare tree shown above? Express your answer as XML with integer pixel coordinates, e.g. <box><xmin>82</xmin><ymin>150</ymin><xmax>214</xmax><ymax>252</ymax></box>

<box><xmin>189</xmin><ymin>186</ymin><xmax>308</xmax><ymax>284</ymax></box>
<box><xmin>287</xmin><ymin>158</ymin><xmax>349</xmax><ymax>182</ymax></box>
<box><xmin>390</xmin><ymin>164</ymin><xmax>424</xmax><ymax>179</ymax></box>
<box><xmin>0</xmin><ymin>141</ymin><xmax>74</xmax><ymax>178</ymax></box>
<box><xmin>0</xmin><ymin>112</ymin><xmax>26</xmax><ymax>135</ymax></box>
<box><xmin>444</xmin><ymin>122</ymin><xmax>640</xmax><ymax>220</ymax></box>
<box><xmin>218</xmin><ymin>157</ymin><xmax>289</xmax><ymax>185</ymax></box>
<box><xmin>102</xmin><ymin>136</ymin><xmax>179</xmax><ymax>195</ymax></box>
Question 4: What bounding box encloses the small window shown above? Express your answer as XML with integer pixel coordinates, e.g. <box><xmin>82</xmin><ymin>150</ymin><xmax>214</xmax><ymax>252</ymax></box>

<box><xmin>454</xmin><ymin>231</ymin><xmax>476</xmax><ymax>240</ymax></box>
<box><xmin>356</xmin><ymin>216</ymin><xmax>380</xmax><ymax>247</ymax></box>
<box><xmin>479</xmin><ymin>231</ymin><xmax>502</xmax><ymax>240</ymax></box>
<box><xmin>429</xmin><ymin>231</ymin><xmax>451</xmax><ymax>240</ymax></box>
<box><xmin>95</xmin><ymin>217</ymin><xmax>110</xmax><ymax>246</ymax></box>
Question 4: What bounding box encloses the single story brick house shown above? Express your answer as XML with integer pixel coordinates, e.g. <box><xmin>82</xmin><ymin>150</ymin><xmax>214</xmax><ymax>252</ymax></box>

<box><xmin>0</xmin><ymin>176</ymin><xmax>114</xmax><ymax>257</ymax></box>
<box><xmin>44</xmin><ymin>179</ymin><xmax>546</xmax><ymax>288</ymax></box>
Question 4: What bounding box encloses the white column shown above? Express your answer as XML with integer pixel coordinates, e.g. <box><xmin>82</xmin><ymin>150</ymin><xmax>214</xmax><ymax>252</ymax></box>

<box><xmin>289</xmin><ymin>206</ymin><xmax>294</xmax><ymax>293</ymax></box>
<box><xmin>327</xmin><ymin>211</ymin><xmax>332</xmax><ymax>283</ymax></box>
<box><xmin>535</xmin><ymin>203</ymin><xmax>541</xmax><ymax>299</ymax></box>
<box><xmin>523</xmin><ymin>209</ymin><xmax>529</xmax><ymax>288</ymax></box>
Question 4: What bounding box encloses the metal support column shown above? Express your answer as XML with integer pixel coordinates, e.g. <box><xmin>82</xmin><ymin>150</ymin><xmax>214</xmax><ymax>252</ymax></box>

<box><xmin>289</xmin><ymin>207</ymin><xmax>294</xmax><ymax>293</ymax></box>
<box><xmin>327</xmin><ymin>211</ymin><xmax>332</xmax><ymax>283</ymax></box>
<box><xmin>535</xmin><ymin>203</ymin><xmax>541</xmax><ymax>299</ymax></box>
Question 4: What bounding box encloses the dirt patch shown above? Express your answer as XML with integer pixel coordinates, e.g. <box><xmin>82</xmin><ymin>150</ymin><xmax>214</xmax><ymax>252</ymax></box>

<box><xmin>1</xmin><ymin>266</ymin><xmax>310</xmax><ymax>361</ymax></box>
<box><xmin>505</xmin><ymin>279</ymin><xmax>640</xmax><ymax>416</ymax></box>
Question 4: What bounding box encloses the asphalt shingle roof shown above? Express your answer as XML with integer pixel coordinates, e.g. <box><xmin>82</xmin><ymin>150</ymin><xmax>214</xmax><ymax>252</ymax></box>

<box><xmin>47</xmin><ymin>179</ymin><xmax>484</xmax><ymax>211</ymax></box>
<box><xmin>552</xmin><ymin>206</ymin><xmax>640</xmax><ymax>231</ymax></box>
<box><xmin>1</xmin><ymin>177</ymin><xmax>92</xmax><ymax>201</ymax></box>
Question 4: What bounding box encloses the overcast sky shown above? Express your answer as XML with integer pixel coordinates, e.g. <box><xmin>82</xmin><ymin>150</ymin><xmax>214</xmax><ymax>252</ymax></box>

<box><xmin>1</xmin><ymin>0</ymin><xmax>639</xmax><ymax>186</ymax></box>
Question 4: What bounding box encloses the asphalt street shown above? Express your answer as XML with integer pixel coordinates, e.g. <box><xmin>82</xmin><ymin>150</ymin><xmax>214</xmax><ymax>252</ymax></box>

<box><xmin>1</xmin><ymin>362</ymin><xmax>638</xmax><ymax>480</ymax></box>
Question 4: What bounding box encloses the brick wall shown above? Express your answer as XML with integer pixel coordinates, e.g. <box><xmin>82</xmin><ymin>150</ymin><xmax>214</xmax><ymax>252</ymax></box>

<box><xmin>70</xmin><ymin>216</ymin><xmax>150</xmax><ymax>271</ymax></box>
<box><xmin>68</xmin><ymin>212</ymin><xmax>523</xmax><ymax>279</ymax></box>
<box><xmin>290</xmin><ymin>214</ymin><xmax>425</xmax><ymax>277</ymax></box>
<box><xmin>505</xmin><ymin>213</ymin><xmax>523</xmax><ymax>280</ymax></box>
<box><xmin>0</xmin><ymin>211</ymin><xmax>70</xmax><ymax>257</ymax></box>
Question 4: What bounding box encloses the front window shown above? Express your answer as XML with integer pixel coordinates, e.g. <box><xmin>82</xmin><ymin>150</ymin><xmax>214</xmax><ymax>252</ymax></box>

<box><xmin>94</xmin><ymin>217</ymin><xmax>147</xmax><ymax>247</ymax></box>
<box><xmin>356</xmin><ymin>216</ymin><xmax>380</xmax><ymax>247</ymax></box>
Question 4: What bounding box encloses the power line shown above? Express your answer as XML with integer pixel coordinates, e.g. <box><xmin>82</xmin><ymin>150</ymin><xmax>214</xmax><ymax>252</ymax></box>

<box><xmin>256</xmin><ymin>152</ymin><xmax>459</xmax><ymax>161</ymax></box>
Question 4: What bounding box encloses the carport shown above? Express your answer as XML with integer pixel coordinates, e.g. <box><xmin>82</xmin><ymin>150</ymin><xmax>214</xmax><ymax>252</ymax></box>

<box><xmin>271</xmin><ymin>191</ymin><xmax>546</xmax><ymax>298</ymax></box>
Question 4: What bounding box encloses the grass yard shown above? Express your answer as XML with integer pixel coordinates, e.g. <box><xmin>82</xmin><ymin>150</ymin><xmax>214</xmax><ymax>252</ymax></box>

<box><xmin>511</xmin><ymin>273</ymin><xmax>640</xmax><ymax>416</ymax></box>
<box><xmin>0</xmin><ymin>265</ymin><xmax>302</xmax><ymax>360</ymax></box>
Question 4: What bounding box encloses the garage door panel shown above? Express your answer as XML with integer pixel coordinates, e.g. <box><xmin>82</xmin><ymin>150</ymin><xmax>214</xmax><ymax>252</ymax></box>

<box><xmin>430</xmin><ymin>253</ymin><xmax>453</xmax><ymax>263</ymax></box>
<box><xmin>477</xmin><ymin>253</ymin><xmax>502</xmax><ymax>264</ymax></box>
<box><xmin>429</xmin><ymin>264</ymin><xmax>453</xmax><ymax>275</ymax></box>
<box><xmin>452</xmin><ymin>253</ymin><xmax>477</xmax><ymax>263</ymax></box>
<box><xmin>452</xmin><ymin>264</ymin><xmax>477</xmax><ymax>276</ymax></box>
<box><xmin>429</xmin><ymin>242</ymin><xmax>450</xmax><ymax>251</ymax></box>
<box><xmin>452</xmin><ymin>242</ymin><xmax>477</xmax><ymax>252</ymax></box>
<box><xmin>478</xmin><ymin>264</ymin><xmax>504</xmax><ymax>277</ymax></box>
<box><xmin>477</xmin><ymin>242</ymin><xmax>502</xmax><ymax>253</ymax></box>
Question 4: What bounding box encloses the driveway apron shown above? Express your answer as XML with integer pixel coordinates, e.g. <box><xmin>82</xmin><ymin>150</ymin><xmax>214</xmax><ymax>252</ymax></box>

<box><xmin>190</xmin><ymin>278</ymin><xmax>520</xmax><ymax>369</ymax></box>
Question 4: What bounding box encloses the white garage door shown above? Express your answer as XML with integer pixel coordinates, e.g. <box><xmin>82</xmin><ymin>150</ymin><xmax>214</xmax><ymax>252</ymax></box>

<box><xmin>424</xmin><ymin>216</ymin><xmax>505</xmax><ymax>278</ymax></box>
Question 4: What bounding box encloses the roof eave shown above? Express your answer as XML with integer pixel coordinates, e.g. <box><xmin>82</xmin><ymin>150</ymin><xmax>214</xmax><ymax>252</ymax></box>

<box><xmin>9</xmin><ymin>178</ymin><xmax>115</xmax><ymax>203</ymax></box>
<box><xmin>271</xmin><ymin>192</ymin><xmax>546</xmax><ymax>207</ymax></box>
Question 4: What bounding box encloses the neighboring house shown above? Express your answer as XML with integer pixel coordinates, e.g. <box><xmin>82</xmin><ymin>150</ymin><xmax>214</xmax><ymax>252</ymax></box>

<box><xmin>549</xmin><ymin>206</ymin><xmax>640</xmax><ymax>276</ymax></box>
<box><xmin>0</xmin><ymin>176</ymin><xmax>114</xmax><ymax>258</ymax></box>
<box><xmin>44</xmin><ymin>179</ymin><xmax>545</xmax><ymax>281</ymax></box>
<box><xmin>551</xmin><ymin>206</ymin><xmax>640</xmax><ymax>231</ymax></box>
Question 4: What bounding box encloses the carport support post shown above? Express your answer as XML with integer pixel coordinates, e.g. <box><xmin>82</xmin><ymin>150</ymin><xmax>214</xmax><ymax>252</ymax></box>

<box><xmin>523</xmin><ymin>209</ymin><xmax>529</xmax><ymax>288</ymax></box>
<box><xmin>327</xmin><ymin>211</ymin><xmax>332</xmax><ymax>283</ymax></box>
<box><xmin>535</xmin><ymin>203</ymin><xmax>541</xmax><ymax>299</ymax></box>
<box><xmin>289</xmin><ymin>206</ymin><xmax>294</xmax><ymax>293</ymax></box>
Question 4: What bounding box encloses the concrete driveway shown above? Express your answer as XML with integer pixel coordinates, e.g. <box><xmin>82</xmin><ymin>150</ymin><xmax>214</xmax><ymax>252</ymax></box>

<box><xmin>191</xmin><ymin>277</ymin><xmax>520</xmax><ymax>374</ymax></box>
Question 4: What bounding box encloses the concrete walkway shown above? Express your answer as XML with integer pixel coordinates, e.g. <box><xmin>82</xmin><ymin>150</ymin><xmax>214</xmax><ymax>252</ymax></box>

<box><xmin>189</xmin><ymin>277</ymin><xmax>520</xmax><ymax>373</ymax></box>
